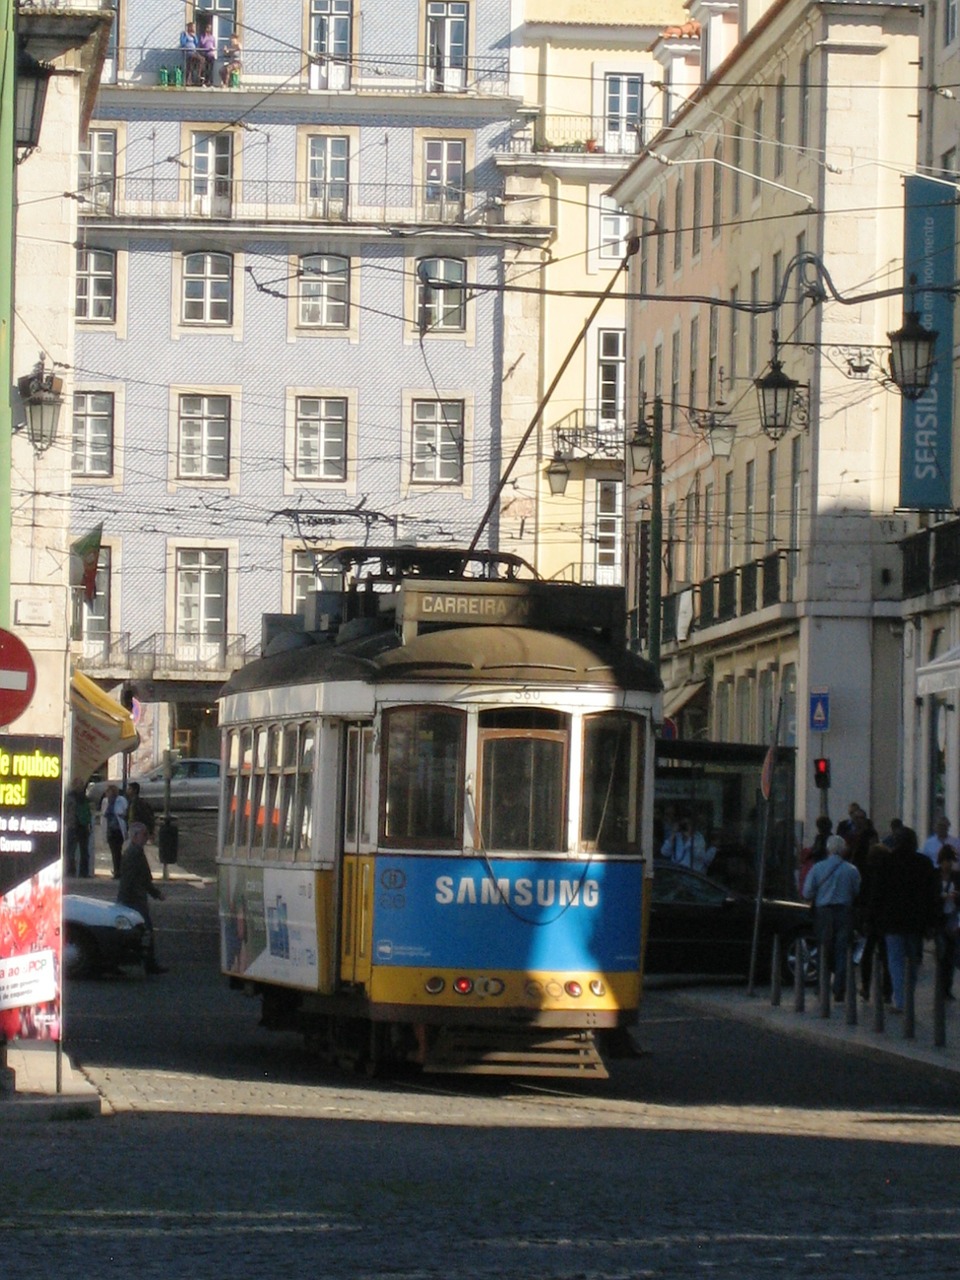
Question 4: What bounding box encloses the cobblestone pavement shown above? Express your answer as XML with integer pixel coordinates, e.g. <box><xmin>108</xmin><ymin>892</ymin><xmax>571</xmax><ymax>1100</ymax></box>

<box><xmin>6</xmin><ymin>821</ymin><xmax>959</xmax><ymax>1278</ymax></box>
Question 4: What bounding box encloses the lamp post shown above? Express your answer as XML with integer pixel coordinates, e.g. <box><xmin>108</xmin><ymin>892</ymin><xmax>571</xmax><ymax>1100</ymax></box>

<box><xmin>629</xmin><ymin>397</ymin><xmax>663</xmax><ymax>669</ymax></box>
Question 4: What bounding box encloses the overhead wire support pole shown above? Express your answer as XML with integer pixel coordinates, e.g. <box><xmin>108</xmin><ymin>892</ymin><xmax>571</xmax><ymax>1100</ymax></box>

<box><xmin>647</xmin><ymin>395</ymin><xmax>663</xmax><ymax>670</ymax></box>
<box><xmin>466</xmin><ymin>234</ymin><xmax>640</xmax><ymax>560</ymax></box>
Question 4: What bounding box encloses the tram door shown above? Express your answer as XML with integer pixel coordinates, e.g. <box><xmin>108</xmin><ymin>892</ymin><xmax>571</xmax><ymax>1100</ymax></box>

<box><xmin>339</xmin><ymin>722</ymin><xmax>376</xmax><ymax>984</ymax></box>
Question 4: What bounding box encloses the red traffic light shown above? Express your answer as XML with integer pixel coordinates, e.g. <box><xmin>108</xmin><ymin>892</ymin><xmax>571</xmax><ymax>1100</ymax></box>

<box><xmin>813</xmin><ymin>757</ymin><xmax>831</xmax><ymax>789</ymax></box>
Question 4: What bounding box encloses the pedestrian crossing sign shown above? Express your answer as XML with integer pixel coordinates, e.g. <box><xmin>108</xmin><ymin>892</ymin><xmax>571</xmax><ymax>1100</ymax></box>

<box><xmin>809</xmin><ymin>690</ymin><xmax>830</xmax><ymax>733</ymax></box>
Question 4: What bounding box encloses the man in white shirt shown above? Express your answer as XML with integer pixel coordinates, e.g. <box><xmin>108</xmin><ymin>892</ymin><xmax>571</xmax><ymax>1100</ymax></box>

<box><xmin>661</xmin><ymin>819</ymin><xmax>711</xmax><ymax>873</ymax></box>
<box><xmin>921</xmin><ymin>816</ymin><xmax>960</xmax><ymax>866</ymax></box>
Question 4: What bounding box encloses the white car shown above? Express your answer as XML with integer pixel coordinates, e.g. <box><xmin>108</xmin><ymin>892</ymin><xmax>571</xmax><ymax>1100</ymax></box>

<box><xmin>63</xmin><ymin>895</ymin><xmax>147</xmax><ymax>978</ymax></box>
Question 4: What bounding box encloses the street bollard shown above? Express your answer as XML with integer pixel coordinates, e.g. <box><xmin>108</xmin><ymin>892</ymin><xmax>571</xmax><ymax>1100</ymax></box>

<box><xmin>871</xmin><ymin>951</ymin><xmax>885</xmax><ymax>1033</ymax></box>
<box><xmin>904</xmin><ymin>951</ymin><xmax>916</xmax><ymax>1039</ymax></box>
<box><xmin>793</xmin><ymin>937</ymin><xmax>806</xmax><ymax>1013</ymax></box>
<box><xmin>845</xmin><ymin>944</ymin><xmax>857</xmax><ymax>1026</ymax></box>
<box><xmin>934</xmin><ymin>977</ymin><xmax>947</xmax><ymax>1048</ymax></box>
<box><xmin>818</xmin><ymin>916</ymin><xmax>832</xmax><ymax>1019</ymax></box>
<box><xmin>771</xmin><ymin>934</ymin><xmax>782</xmax><ymax>1007</ymax></box>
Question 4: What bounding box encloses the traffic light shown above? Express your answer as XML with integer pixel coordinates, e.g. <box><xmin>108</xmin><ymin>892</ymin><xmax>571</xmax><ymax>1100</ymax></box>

<box><xmin>813</xmin><ymin>757</ymin><xmax>831</xmax><ymax>790</ymax></box>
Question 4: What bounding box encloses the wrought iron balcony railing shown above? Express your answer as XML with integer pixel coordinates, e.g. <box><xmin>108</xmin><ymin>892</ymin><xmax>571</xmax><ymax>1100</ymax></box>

<box><xmin>71</xmin><ymin>631</ymin><xmax>131</xmax><ymax>671</ymax></box>
<box><xmin>78</xmin><ymin>175</ymin><xmax>492</xmax><ymax>227</ymax></box>
<box><xmin>497</xmin><ymin>114</ymin><xmax>653</xmax><ymax>157</ymax></box>
<box><xmin>551</xmin><ymin>408</ymin><xmax>626</xmax><ymax>461</ymax></box>
<box><xmin>101</xmin><ymin>47</ymin><xmax>510</xmax><ymax>97</ymax></box>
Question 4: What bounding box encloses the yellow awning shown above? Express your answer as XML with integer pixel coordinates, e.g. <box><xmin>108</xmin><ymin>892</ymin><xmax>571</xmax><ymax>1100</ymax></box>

<box><xmin>69</xmin><ymin>671</ymin><xmax>139</xmax><ymax>783</ymax></box>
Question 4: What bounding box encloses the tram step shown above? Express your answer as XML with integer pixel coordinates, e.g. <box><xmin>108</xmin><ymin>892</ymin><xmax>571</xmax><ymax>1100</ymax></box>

<box><xmin>422</xmin><ymin>1029</ymin><xmax>609</xmax><ymax>1080</ymax></box>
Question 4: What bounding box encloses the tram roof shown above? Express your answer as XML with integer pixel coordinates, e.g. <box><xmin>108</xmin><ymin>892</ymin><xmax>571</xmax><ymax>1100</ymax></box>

<box><xmin>222</xmin><ymin>626</ymin><xmax>660</xmax><ymax>698</ymax></box>
<box><xmin>373</xmin><ymin>627</ymin><xmax>660</xmax><ymax>691</ymax></box>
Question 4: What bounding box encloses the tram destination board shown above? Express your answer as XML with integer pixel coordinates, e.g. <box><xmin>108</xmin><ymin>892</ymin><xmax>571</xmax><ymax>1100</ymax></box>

<box><xmin>399</xmin><ymin>579</ymin><xmax>626</xmax><ymax>636</ymax></box>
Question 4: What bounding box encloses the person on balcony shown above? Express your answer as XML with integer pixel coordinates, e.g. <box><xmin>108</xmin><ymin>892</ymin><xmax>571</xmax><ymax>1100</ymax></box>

<box><xmin>179</xmin><ymin>22</ymin><xmax>204</xmax><ymax>86</ymax></box>
<box><xmin>198</xmin><ymin>26</ymin><xmax>217</xmax><ymax>86</ymax></box>
<box><xmin>220</xmin><ymin>34</ymin><xmax>242</xmax><ymax>86</ymax></box>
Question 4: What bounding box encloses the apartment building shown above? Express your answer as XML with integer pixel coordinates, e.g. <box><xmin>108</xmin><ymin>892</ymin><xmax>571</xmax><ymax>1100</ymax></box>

<box><xmin>495</xmin><ymin>0</ymin><xmax>685</xmax><ymax>588</ymax></box>
<box><xmin>71</xmin><ymin>0</ymin><xmax>548</xmax><ymax>761</ymax></box>
<box><xmin>612</xmin><ymin>0</ymin><xmax>923</xmax><ymax>834</ymax></box>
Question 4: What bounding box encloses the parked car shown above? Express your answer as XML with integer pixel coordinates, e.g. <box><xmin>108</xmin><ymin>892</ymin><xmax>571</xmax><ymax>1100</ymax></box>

<box><xmin>63</xmin><ymin>895</ymin><xmax>146</xmax><ymax>978</ymax></box>
<box><xmin>646</xmin><ymin>861</ymin><xmax>815</xmax><ymax>981</ymax></box>
<box><xmin>133</xmin><ymin>758</ymin><xmax>221</xmax><ymax>811</ymax></box>
<box><xmin>87</xmin><ymin>758</ymin><xmax>222</xmax><ymax>812</ymax></box>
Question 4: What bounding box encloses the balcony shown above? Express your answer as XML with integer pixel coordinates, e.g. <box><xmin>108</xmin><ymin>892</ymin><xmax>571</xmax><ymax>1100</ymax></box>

<box><xmin>496</xmin><ymin>114</ymin><xmax>653</xmax><ymax>158</ymax></box>
<box><xmin>902</xmin><ymin>527</ymin><xmax>932</xmax><ymax>597</ymax></box>
<box><xmin>551</xmin><ymin>409</ymin><xmax>626</xmax><ymax>462</ymax></box>
<box><xmin>78</xmin><ymin>175</ymin><xmax>493</xmax><ymax>228</ymax></box>
<box><xmin>74</xmin><ymin>632</ymin><xmax>250</xmax><ymax>681</ymax></box>
<box><xmin>659</xmin><ymin>554</ymin><xmax>791</xmax><ymax>647</ymax></box>
<box><xmin>102</xmin><ymin>47</ymin><xmax>510</xmax><ymax>98</ymax></box>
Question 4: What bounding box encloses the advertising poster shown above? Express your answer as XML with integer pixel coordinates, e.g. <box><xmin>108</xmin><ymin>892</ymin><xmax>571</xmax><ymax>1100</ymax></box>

<box><xmin>0</xmin><ymin>736</ymin><xmax>64</xmax><ymax>1041</ymax></box>
<box><xmin>219</xmin><ymin>864</ymin><xmax>320</xmax><ymax>990</ymax></box>
<box><xmin>899</xmin><ymin>174</ymin><xmax>955</xmax><ymax>509</ymax></box>
<box><xmin>372</xmin><ymin>856</ymin><xmax>643</xmax><ymax>972</ymax></box>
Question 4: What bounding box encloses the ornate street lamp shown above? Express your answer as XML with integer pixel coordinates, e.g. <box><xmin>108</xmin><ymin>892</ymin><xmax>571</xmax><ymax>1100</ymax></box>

<box><xmin>888</xmin><ymin>308</ymin><xmax>938</xmax><ymax>401</ymax></box>
<box><xmin>17</xmin><ymin>358</ymin><xmax>64</xmax><ymax>453</ymax></box>
<box><xmin>15</xmin><ymin>47</ymin><xmax>55</xmax><ymax>156</ymax></box>
<box><xmin>755</xmin><ymin>330</ymin><xmax>800</xmax><ymax>441</ymax></box>
<box><xmin>628</xmin><ymin>424</ymin><xmax>653</xmax><ymax>474</ymax></box>
<box><xmin>546</xmin><ymin>452</ymin><xmax>570</xmax><ymax>496</ymax></box>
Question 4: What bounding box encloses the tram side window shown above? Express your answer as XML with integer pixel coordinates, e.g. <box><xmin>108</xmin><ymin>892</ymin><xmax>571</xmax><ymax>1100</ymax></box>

<box><xmin>276</xmin><ymin>723</ymin><xmax>300</xmax><ymax>855</ymax></box>
<box><xmin>235</xmin><ymin>727</ymin><xmax>254</xmax><ymax>849</ymax></box>
<box><xmin>581</xmin><ymin>712</ymin><xmax>643</xmax><ymax>853</ymax></box>
<box><xmin>382</xmin><ymin>706</ymin><xmax>464</xmax><ymax>847</ymax></box>
<box><xmin>297</xmin><ymin>723</ymin><xmax>315</xmax><ymax>857</ymax></box>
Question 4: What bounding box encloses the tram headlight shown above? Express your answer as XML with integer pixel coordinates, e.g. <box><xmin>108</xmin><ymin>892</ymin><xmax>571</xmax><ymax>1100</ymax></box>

<box><xmin>424</xmin><ymin>976</ymin><xmax>445</xmax><ymax>995</ymax></box>
<box><xmin>564</xmin><ymin>980</ymin><xmax>583</xmax><ymax>998</ymax></box>
<box><xmin>453</xmin><ymin>976</ymin><xmax>474</xmax><ymax>995</ymax></box>
<box><xmin>589</xmin><ymin>979</ymin><xmax>606</xmax><ymax>997</ymax></box>
<box><xmin>477</xmin><ymin>977</ymin><xmax>505</xmax><ymax>997</ymax></box>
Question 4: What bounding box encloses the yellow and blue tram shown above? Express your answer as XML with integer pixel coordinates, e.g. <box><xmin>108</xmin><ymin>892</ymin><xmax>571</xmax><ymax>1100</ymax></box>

<box><xmin>217</xmin><ymin>549</ymin><xmax>661</xmax><ymax>1076</ymax></box>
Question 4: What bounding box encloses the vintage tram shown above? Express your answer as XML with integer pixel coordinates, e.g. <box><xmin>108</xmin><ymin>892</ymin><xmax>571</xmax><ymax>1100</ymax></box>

<box><xmin>217</xmin><ymin>548</ymin><xmax>661</xmax><ymax>1077</ymax></box>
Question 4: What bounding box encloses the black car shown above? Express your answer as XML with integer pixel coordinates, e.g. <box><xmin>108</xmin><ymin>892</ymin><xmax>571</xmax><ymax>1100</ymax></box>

<box><xmin>646</xmin><ymin>861</ymin><xmax>814</xmax><ymax>981</ymax></box>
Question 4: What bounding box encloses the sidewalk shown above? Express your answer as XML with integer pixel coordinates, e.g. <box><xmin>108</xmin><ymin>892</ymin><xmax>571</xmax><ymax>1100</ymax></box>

<box><xmin>1</xmin><ymin>849</ymin><xmax>210</xmax><ymax>1118</ymax></box>
<box><xmin>668</xmin><ymin>961</ymin><xmax>960</xmax><ymax>1081</ymax></box>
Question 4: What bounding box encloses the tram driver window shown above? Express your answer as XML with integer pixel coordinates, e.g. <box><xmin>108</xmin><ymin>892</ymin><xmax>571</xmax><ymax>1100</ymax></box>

<box><xmin>382</xmin><ymin>706</ymin><xmax>465</xmax><ymax>847</ymax></box>
<box><xmin>581</xmin><ymin>712</ymin><xmax>643</xmax><ymax>852</ymax></box>
<box><xmin>478</xmin><ymin>709</ymin><xmax>568</xmax><ymax>852</ymax></box>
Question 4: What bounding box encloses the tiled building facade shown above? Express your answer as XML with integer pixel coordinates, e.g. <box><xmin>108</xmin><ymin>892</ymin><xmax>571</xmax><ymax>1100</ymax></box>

<box><xmin>72</xmin><ymin>0</ymin><xmax>548</xmax><ymax>759</ymax></box>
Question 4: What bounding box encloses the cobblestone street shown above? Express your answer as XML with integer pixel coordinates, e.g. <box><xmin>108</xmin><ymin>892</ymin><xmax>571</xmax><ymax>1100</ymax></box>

<box><xmin>6</xmin><ymin>818</ymin><xmax>960</xmax><ymax>1278</ymax></box>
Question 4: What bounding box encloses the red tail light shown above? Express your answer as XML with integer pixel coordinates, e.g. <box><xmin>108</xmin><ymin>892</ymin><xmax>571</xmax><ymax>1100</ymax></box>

<box><xmin>453</xmin><ymin>976</ymin><xmax>474</xmax><ymax>995</ymax></box>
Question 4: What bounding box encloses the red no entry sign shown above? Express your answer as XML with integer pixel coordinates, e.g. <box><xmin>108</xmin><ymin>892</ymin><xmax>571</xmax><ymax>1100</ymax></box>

<box><xmin>0</xmin><ymin>629</ymin><xmax>37</xmax><ymax>727</ymax></box>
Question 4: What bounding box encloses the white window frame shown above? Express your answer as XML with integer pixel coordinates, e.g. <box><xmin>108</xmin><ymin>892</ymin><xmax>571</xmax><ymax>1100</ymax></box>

<box><xmin>76</xmin><ymin>248</ymin><xmax>116</xmax><ymax>322</ymax></box>
<box><xmin>79</xmin><ymin>129</ymin><xmax>117</xmax><ymax>216</ymax></box>
<box><xmin>176</xmin><ymin>548</ymin><xmax>227</xmax><ymax>638</ymax></box>
<box><xmin>598</xmin><ymin>195</ymin><xmax>629</xmax><ymax>261</ymax></box>
<box><xmin>309</xmin><ymin>0</ymin><xmax>352</xmax><ymax>90</ymax></box>
<box><xmin>182</xmin><ymin>251</ymin><xmax>233</xmax><ymax>325</ymax></box>
<box><xmin>71</xmin><ymin>546</ymin><xmax>111</xmax><ymax>643</ymax></box>
<box><xmin>294</xmin><ymin>396</ymin><xmax>348</xmax><ymax>481</ymax></box>
<box><xmin>292</xmin><ymin>549</ymin><xmax>344</xmax><ymax>612</ymax></box>
<box><xmin>72</xmin><ymin>391</ymin><xmax>114</xmax><ymax>477</ymax></box>
<box><xmin>426</xmin><ymin>1</ymin><xmax>469</xmax><ymax>92</ymax></box>
<box><xmin>417</xmin><ymin>256</ymin><xmax>466</xmax><ymax>332</ymax></box>
<box><xmin>603</xmin><ymin>72</ymin><xmax>643</xmax><ymax>154</ymax></box>
<box><xmin>298</xmin><ymin>253</ymin><xmax>349</xmax><ymax>328</ymax></box>
<box><xmin>422</xmin><ymin>137</ymin><xmax>465</xmax><ymax>220</ymax></box>
<box><xmin>177</xmin><ymin>394</ymin><xmax>230</xmax><ymax>479</ymax></box>
<box><xmin>411</xmin><ymin>398</ymin><xmax>464</xmax><ymax>484</ymax></box>
<box><xmin>306</xmin><ymin>134</ymin><xmax>349</xmax><ymax>219</ymax></box>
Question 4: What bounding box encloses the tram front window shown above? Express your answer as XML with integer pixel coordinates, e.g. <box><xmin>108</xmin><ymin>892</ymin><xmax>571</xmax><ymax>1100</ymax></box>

<box><xmin>581</xmin><ymin>712</ymin><xmax>642</xmax><ymax>852</ymax></box>
<box><xmin>382</xmin><ymin>706</ymin><xmax>464</xmax><ymax>846</ymax></box>
<box><xmin>480</xmin><ymin>727</ymin><xmax>567</xmax><ymax>852</ymax></box>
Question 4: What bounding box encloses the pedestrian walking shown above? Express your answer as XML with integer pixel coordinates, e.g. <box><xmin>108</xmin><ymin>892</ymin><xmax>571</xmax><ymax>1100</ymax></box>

<box><xmin>117</xmin><ymin>822</ymin><xmax>168</xmax><ymax>975</ymax></box>
<box><xmin>869</xmin><ymin>826</ymin><xmax>940</xmax><ymax>1012</ymax></box>
<box><xmin>935</xmin><ymin>846</ymin><xmax>960</xmax><ymax>1000</ymax></box>
<box><xmin>802</xmin><ymin>834</ymin><xmax>861</xmax><ymax>1002</ymax></box>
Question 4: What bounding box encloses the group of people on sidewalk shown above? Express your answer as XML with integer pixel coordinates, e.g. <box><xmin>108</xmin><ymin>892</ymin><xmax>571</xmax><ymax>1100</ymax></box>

<box><xmin>179</xmin><ymin>22</ymin><xmax>242</xmax><ymax>87</ymax></box>
<box><xmin>64</xmin><ymin>779</ymin><xmax>168</xmax><ymax>975</ymax></box>
<box><xmin>800</xmin><ymin>805</ymin><xmax>957</xmax><ymax>1013</ymax></box>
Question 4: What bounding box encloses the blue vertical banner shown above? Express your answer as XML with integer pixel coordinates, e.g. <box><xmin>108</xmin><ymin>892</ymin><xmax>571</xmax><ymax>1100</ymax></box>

<box><xmin>899</xmin><ymin>176</ymin><xmax>955</xmax><ymax>509</ymax></box>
